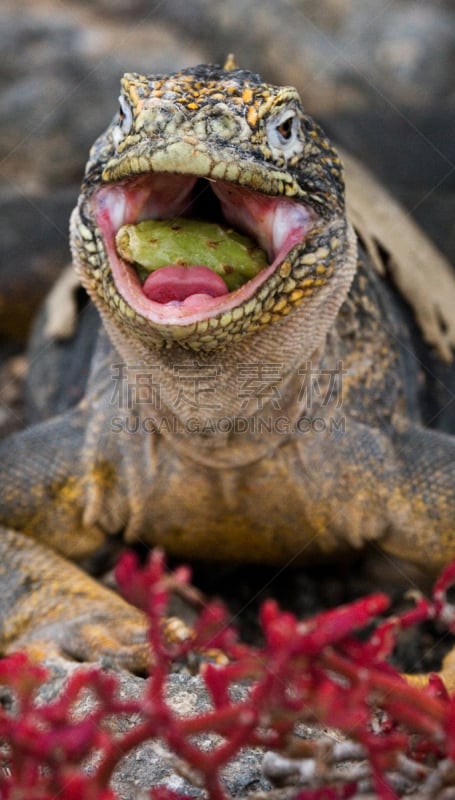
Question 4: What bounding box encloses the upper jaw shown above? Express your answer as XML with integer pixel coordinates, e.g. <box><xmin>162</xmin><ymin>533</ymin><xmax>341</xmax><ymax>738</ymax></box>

<box><xmin>90</xmin><ymin>168</ymin><xmax>320</xmax><ymax>326</ymax></box>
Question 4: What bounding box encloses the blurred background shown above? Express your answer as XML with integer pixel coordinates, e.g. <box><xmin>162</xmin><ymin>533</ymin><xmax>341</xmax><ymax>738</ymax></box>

<box><xmin>0</xmin><ymin>0</ymin><xmax>454</xmax><ymax>341</ymax></box>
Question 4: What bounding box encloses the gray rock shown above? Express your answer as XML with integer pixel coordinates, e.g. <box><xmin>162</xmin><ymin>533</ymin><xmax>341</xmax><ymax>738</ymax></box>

<box><xmin>35</xmin><ymin>658</ymin><xmax>271</xmax><ymax>798</ymax></box>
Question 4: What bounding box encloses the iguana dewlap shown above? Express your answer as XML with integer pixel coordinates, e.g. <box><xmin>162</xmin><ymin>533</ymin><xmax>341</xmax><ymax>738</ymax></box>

<box><xmin>0</xmin><ymin>63</ymin><xmax>454</xmax><ymax>683</ymax></box>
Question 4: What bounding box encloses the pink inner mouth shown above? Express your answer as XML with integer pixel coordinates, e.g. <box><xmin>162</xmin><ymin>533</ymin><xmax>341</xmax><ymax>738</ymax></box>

<box><xmin>93</xmin><ymin>174</ymin><xmax>318</xmax><ymax>325</ymax></box>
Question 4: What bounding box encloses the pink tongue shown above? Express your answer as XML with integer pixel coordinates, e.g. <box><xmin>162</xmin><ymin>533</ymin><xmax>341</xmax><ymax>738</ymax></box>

<box><xmin>142</xmin><ymin>265</ymin><xmax>229</xmax><ymax>304</ymax></box>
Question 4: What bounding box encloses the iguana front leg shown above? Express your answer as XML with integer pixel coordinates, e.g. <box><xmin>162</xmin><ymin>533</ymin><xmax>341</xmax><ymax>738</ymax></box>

<box><xmin>376</xmin><ymin>422</ymin><xmax>455</xmax><ymax>571</ymax></box>
<box><xmin>0</xmin><ymin>408</ymin><xmax>149</xmax><ymax>671</ymax></box>
<box><xmin>296</xmin><ymin>416</ymin><xmax>455</xmax><ymax>686</ymax></box>
<box><xmin>298</xmin><ymin>417</ymin><xmax>455</xmax><ymax>570</ymax></box>
<box><xmin>0</xmin><ymin>528</ymin><xmax>149</xmax><ymax>671</ymax></box>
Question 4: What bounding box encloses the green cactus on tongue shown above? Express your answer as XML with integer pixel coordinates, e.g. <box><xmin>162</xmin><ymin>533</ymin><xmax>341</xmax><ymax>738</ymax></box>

<box><xmin>115</xmin><ymin>218</ymin><xmax>268</xmax><ymax>291</ymax></box>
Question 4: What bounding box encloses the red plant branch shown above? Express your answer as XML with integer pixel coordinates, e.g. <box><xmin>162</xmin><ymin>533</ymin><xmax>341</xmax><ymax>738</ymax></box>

<box><xmin>2</xmin><ymin>549</ymin><xmax>455</xmax><ymax>799</ymax></box>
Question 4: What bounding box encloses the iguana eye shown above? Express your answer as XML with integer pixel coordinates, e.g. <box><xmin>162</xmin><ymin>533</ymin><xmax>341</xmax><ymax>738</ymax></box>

<box><xmin>266</xmin><ymin>109</ymin><xmax>302</xmax><ymax>159</ymax></box>
<box><xmin>112</xmin><ymin>95</ymin><xmax>133</xmax><ymax>148</ymax></box>
<box><xmin>276</xmin><ymin>116</ymin><xmax>294</xmax><ymax>140</ymax></box>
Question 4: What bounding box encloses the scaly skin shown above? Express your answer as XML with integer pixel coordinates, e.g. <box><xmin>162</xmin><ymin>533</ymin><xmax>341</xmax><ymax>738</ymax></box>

<box><xmin>0</xmin><ymin>63</ymin><xmax>454</xmax><ymax>681</ymax></box>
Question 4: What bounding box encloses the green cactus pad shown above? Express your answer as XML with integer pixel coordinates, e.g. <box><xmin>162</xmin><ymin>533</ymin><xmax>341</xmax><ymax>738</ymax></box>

<box><xmin>115</xmin><ymin>218</ymin><xmax>268</xmax><ymax>291</ymax></box>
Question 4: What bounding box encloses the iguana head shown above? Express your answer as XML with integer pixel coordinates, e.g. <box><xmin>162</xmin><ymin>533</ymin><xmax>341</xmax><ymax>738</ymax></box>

<box><xmin>71</xmin><ymin>64</ymin><xmax>354</xmax><ymax>352</ymax></box>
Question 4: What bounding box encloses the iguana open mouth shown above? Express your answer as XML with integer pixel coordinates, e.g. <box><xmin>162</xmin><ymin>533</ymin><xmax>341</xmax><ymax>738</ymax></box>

<box><xmin>93</xmin><ymin>174</ymin><xmax>318</xmax><ymax>325</ymax></box>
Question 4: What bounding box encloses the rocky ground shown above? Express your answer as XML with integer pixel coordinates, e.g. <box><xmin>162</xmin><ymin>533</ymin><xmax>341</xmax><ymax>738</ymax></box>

<box><xmin>0</xmin><ymin>1</ymin><xmax>454</xmax><ymax>796</ymax></box>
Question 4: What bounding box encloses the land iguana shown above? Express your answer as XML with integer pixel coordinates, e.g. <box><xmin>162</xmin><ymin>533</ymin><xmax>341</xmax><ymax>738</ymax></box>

<box><xmin>0</xmin><ymin>62</ymin><xmax>454</xmax><ymax>682</ymax></box>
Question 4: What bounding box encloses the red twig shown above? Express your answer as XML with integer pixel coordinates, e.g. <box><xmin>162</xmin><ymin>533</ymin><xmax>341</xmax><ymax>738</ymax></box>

<box><xmin>2</xmin><ymin>550</ymin><xmax>455</xmax><ymax>799</ymax></box>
